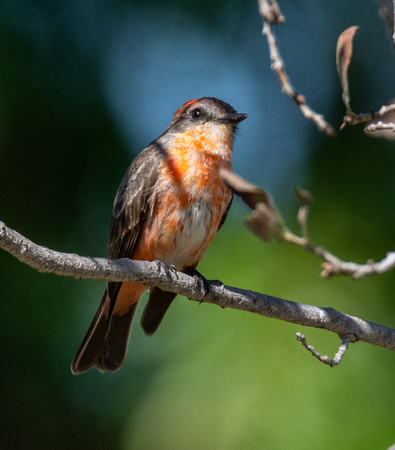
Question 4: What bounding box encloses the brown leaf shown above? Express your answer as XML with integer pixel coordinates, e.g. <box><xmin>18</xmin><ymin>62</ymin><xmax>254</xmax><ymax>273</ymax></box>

<box><xmin>336</xmin><ymin>26</ymin><xmax>359</xmax><ymax>117</ymax></box>
<box><xmin>220</xmin><ymin>170</ymin><xmax>286</xmax><ymax>242</ymax></box>
<box><xmin>245</xmin><ymin>203</ymin><xmax>286</xmax><ymax>242</ymax></box>
<box><xmin>294</xmin><ymin>188</ymin><xmax>311</xmax><ymax>207</ymax></box>
<box><xmin>220</xmin><ymin>169</ymin><xmax>272</xmax><ymax>209</ymax></box>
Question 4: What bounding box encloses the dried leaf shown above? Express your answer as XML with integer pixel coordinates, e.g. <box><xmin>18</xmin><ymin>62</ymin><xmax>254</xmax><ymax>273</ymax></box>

<box><xmin>220</xmin><ymin>170</ymin><xmax>285</xmax><ymax>242</ymax></box>
<box><xmin>245</xmin><ymin>203</ymin><xmax>286</xmax><ymax>242</ymax></box>
<box><xmin>220</xmin><ymin>169</ymin><xmax>272</xmax><ymax>209</ymax></box>
<box><xmin>336</xmin><ymin>26</ymin><xmax>359</xmax><ymax>117</ymax></box>
<box><xmin>294</xmin><ymin>188</ymin><xmax>311</xmax><ymax>207</ymax></box>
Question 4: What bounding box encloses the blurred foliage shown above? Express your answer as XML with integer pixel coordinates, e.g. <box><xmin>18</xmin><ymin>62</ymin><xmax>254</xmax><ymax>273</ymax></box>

<box><xmin>0</xmin><ymin>1</ymin><xmax>394</xmax><ymax>449</ymax></box>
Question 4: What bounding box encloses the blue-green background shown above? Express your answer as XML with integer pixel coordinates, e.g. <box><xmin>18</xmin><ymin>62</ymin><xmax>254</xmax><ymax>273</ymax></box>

<box><xmin>0</xmin><ymin>1</ymin><xmax>394</xmax><ymax>448</ymax></box>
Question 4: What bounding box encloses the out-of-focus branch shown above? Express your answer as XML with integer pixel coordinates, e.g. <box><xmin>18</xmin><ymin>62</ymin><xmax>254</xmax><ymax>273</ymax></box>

<box><xmin>221</xmin><ymin>170</ymin><xmax>395</xmax><ymax>279</ymax></box>
<box><xmin>257</xmin><ymin>0</ymin><xmax>336</xmax><ymax>137</ymax></box>
<box><xmin>364</xmin><ymin>120</ymin><xmax>395</xmax><ymax>132</ymax></box>
<box><xmin>336</xmin><ymin>25</ymin><xmax>395</xmax><ymax>137</ymax></box>
<box><xmin>343</xmin><ymin>103</ymin><xmax>395</xmax><ymax>125</ymax></box>
<box><xmin>344</xmin><ymin>102</ymin><xmax>395</xmax><ymax>140</ymax></box>
<box><xmin>1</xmin><ymin>220</ymin><xmax>395</xmax><ymax>363</ymax></box>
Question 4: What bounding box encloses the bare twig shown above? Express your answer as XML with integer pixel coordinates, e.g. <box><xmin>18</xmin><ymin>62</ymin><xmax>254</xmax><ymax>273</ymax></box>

<box><xmin>258</xmin><ymin>0</ymin><xmax>336</xmax><ymax>136</ymax></box>
<box><xmin>1</xmin><ymin>220</ymin><xmax>395</xmax><ymax>357</ymax></box>
<box><xmin>321</xmin><ymin>252</ymin><xmax>395</xmax><ymax>279</ymax></box>
<box><xmin>342</xmin><ymin>103</ymin><xmax>395</xmax><ymax>127</ymax></box>
<box><xmin>282</xmin><ymin>228</ymin><xmax>395</xmax><ymax>279</ymax></box>
<box><xmin>342</xmin><ymin>102</ymin><xmax>395</xmax><ymax>139</ymax></box>
<box><xmin>336</xmin><ymin>22</ymin><xmax>395</xmax><ymax>134</ymax></box>
<box><xmin>364</xmin><ymin>121</ymin><xmax>395</xmax><ymax>134</ymax></box>
<box><xmin>296</xmin><ymin>333</ymin><xmax>350</xmax><ymax>367</ymax></box>
<box><xmin>221</xmin><ymin>170</ymin><xmax>395</xmax><ymax>279</ymax></box>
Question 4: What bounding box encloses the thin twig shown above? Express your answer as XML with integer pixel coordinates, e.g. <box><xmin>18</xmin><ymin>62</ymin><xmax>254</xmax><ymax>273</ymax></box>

<box><xmin>283</xmin><ymin>230</ymin><xmax>395</xmax><ymax>279</ymax></box>
<box><xmin>364</xmin><ymin>121</ymin><xmax>395</xmax><ymax>134</ymax></box>
<box><xmin>258</xmin><ymin>0</ymin><xmax>336</xmax><ymax>136</ymax></box>
<box><xmin>1</xmin><ymin>220</ymin><xmax>395</xmax><ymax>355</ymax></box>
<box><xmin>342</xmin><ymin>103</ymin><xmax>395</xmax><ymax>128</ymax></box>
<box><xmin>284</xmin><ymin>203</ymin><xmax>395</xmax><ymax>278</ymax></box>
<box><xmin>296</xmin><ymin>333</ymin><xmax>350</xmax><ymax>367</ymax></box>
<box><xmin>321</xmin><ymin>252</ymin><xmax>395</xmax><ymax>279</ymax></box>
<box><xmin>221</xmin><ymin>170</ymin><xmax>395</xmax><ymax>280</ymax></box>
<box><xmin>336</xmin><ymin>22</ymin><xmax>395</xmax><ymax>133</ymax></box>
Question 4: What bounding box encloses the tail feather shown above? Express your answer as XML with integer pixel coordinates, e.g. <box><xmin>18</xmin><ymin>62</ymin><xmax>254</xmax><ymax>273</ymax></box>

<box><xmin>71</xmin><ymin>291</ymin><xmax>109</xmax><ymax>374</ymax></box>
<box><xmin>141</xmin><ymin>287</ymin><xmax>177</xmax><ymax>336</ymax></box>
<box><xmin>72</xmin><ymin>285</ymin><xmax>176</xmax><ymax>374</ymax></box>
<box><xmin>71</xmin><ymin>290</ymin><xmax>137</xmax><ymax>374</ymax></box>
<box><xmin>95</xmin><ymin>305</ymin><xmax>136</xmax><ymax>372</ymax></box>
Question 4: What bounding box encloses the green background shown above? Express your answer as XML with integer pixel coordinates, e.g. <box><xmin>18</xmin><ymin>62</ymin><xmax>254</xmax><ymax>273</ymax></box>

<box><xmin>0</xmin><ymin>1</ymin><xmax>394</xmax><ymax>449</ymax></box>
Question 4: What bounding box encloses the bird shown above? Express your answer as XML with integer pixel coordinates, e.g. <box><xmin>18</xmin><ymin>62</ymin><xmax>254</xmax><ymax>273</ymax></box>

<box><xmin>71</xmin><ymin>97</ymin><xmax>247</xmax><ymax>374</ymax></box>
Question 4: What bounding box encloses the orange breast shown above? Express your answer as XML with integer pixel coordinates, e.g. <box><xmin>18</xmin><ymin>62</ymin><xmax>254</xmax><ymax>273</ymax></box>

<box><xmin>133</xmin><ymin>133</ymin><xmax>233</xmax><ymax>270</ymax></box>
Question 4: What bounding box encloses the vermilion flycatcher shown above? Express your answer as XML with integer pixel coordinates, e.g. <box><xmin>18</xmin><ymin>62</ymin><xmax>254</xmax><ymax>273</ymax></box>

<box><xmin>71</xmin><ymin>97</ymin><xmax>247</xmax><ymax>374</ymax></box>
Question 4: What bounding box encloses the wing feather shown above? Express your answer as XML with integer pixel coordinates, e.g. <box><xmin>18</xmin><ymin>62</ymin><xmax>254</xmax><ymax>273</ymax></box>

<box><xmin>107</xmin><ymin>145</ymin><xmax>162</xmax><ymax>302</ymax></box>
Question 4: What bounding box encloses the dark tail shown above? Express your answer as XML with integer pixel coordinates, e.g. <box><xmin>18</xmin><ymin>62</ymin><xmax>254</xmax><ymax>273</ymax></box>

<box><xmin>140</xmin><ymin>287</ymin><xmax>177</xmax><ymax>336</ymax></box>
<box><xmin>71</xmin><ymin>290</ymin><xmax>137</xmax><ymax>374</ymax></box>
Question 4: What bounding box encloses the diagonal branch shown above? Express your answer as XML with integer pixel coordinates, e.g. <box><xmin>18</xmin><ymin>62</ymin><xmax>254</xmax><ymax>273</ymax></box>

<box><xmin>258</xmin><ymin>0</ymin><xmax>336</xmax><ymax>136</ymax></box>
<box><xmin>1</xmin><ymin>220</ymin><xmax>395</xmax><ymax>358</ymax></box>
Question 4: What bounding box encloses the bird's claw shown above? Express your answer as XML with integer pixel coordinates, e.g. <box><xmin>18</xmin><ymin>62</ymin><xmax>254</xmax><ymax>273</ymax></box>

<box><xmin>156</xmin><ymin>260</ymin><xmax>179</xmax><ymax>283</ymax></box>
<box><xmin>185</xmin><ymin>267</ymin><xmax>210</xmax><ymax>303</ymax></box>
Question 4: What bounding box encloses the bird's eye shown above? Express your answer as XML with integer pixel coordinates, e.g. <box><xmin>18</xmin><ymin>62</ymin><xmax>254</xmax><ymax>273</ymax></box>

<box><xmin>191</xmin><ymin>108</ymin><xmax>202</xmax><ymax>119</ymax></box>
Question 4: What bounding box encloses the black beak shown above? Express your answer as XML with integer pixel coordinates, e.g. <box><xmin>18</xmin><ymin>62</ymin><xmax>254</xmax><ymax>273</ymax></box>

<box><xmin>219</xmin><ymin>113</ymin><xmax>248</xmax><ymax>124</ymax></box>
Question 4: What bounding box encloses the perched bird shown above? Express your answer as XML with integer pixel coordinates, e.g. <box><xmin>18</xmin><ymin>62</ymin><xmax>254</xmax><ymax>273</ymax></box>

<box><xmin>71</xmin><ymin>97</ymin><xmax>247</xmax><ymax>374</ymax></box>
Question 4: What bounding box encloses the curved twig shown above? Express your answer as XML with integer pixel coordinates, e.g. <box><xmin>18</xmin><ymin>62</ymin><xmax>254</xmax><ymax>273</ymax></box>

<box><xmin>296</xmin><ymin>333</ymin><xmax>350</xmax><ymax>367</ymax></box>
<box><xmin>258</xmin><ymin>0</ymin><xmax>336</xmax><ymax>136</ymax></box>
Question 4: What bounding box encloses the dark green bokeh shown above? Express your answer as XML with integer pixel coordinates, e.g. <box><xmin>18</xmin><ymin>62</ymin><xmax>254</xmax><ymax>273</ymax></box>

<box><xmin>0</xmin><ymin>1</ymin><xmax>394</xmax><ymax>449</ymax></box>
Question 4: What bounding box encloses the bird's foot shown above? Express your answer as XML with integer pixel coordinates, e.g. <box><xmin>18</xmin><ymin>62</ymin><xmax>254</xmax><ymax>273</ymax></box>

<box><xmin>184</xmin><ymin>267</ymin><xmax>210</xmax><ymax>303</ymax></box>
<box><xmin>156</xmin><ymin>260</ymin><xmax>179</xmax><ymax>283</ymax></box>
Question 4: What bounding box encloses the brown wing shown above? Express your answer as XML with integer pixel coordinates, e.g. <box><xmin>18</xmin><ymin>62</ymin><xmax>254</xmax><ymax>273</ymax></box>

<box><xmin>106</xmin><ymin>144</ymin><xmax>162</xmax><ymax>304</ymax></box>
<box><xmin>218</xmin><ymin>195</ymin><xmax>233</xmax><ymax>231</ymax></box>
